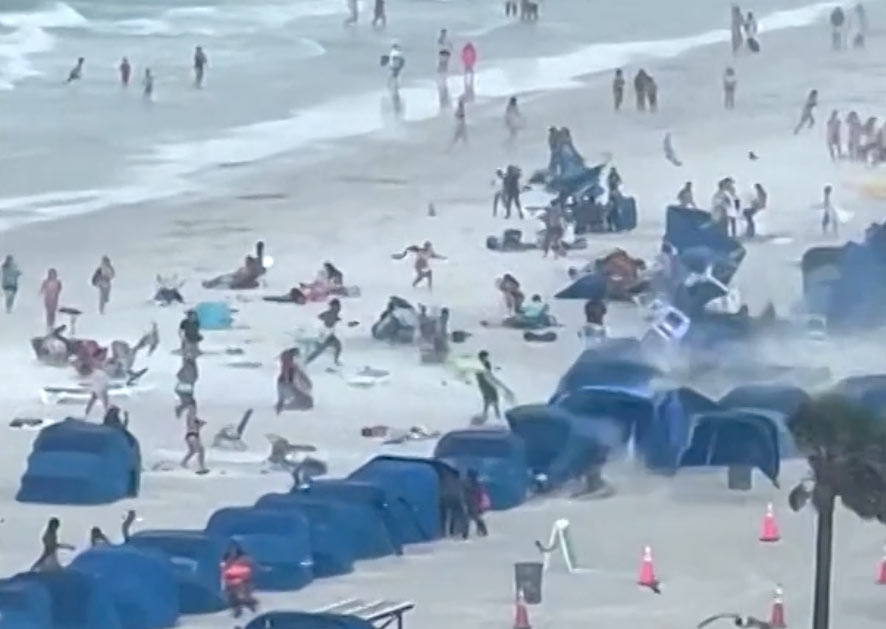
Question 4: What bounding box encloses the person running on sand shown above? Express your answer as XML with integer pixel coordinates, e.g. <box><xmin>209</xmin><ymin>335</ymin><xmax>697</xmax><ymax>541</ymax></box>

<box><xmin>504</xmin><ymin>97</ymin><xmax>524</xmax><ymax>142</ymax></box>
<box><xmin>449</xmin><ymin>95</ymin><xmax>468</xmax><ymax>148</ymax></box>
<box><xmin>2</xmin><ymin>255</ymin><xmax>20</xmax><ymax>313</ymax></box>
<box><xmin>826</xmin><ymin>110</ymin><xmax>842</xmax><ymax>160</ymax></box>
<box><xmin>612</xmin><ymin>68</ymin><xmax>625</xmax><ymax>111</ymax></box>
<box><xmin>392</xmin><ymin>241</ymin><xmax>446</xmax><ymax>289</ymax></box>
<box><xmin>31</xmin><ymin>518</ymin><xmax>74</xmax><ymax>572</ymax></box>
<box><xmin>66</xmin><ymin>57</ymin><xmax>84</xmax><ymax>83</ymax></box>
<box><xmin>40</xmin><ymin>268</ymin><xmax>62</xmax><ymax>332</ymax></box>
<box><xmin>143</xmin><ymin>68</ymin><xmax>154</xmax><ymax>100</ymax></box>
<box><xmin>793</xmin><ymin>89</ymin><xmax>818</xmax><ymax>134</ymax></box>
<box><xmin>91</xmin><ymin>255</ymin><xmax>115</xmax><ymax>314</ymax></box>
<box><xmin>275</xmin><ymin>347</ymin><xmax>313</xmax><ymax>412</ymax></box>
<box><xmin>723</xmin><ymin>67</ymin><xmax>737</xmax><ymax>110</ymax></box>
<box><xmin>372</xmin><ymin>0</ymin><xmax>386</xmax><ymax>29</ymax></box>
<box><xmin>179</xmin><ymin>309</ymin><xmax>202</xmax><ymax>358</ymax></box>
<box><xmin>305</xmin><ymin>299</ymin><xmax>344</xmax><ymax>366</ymax></box>
<box><xmin>84</xmin><ymin>364</ymin><xmax>110</xmax><ymax>417</ymax></box>
<box><xmin>633</xmin><ymin>69</ymin><xmax>649</xmax><ymax>111</ymax></box>
<box><xmin>677</xmin><ymin>181</ymin><xmax>696</xmax><ymax>207</ymax></box>
<box><xmin>193</xmin><ymin>46</ymin><xmax>208</xmax><ymax>88</ymax></box>
<box><xmin>119</xmin><ymin>57</ymin><xmax>131</xmax><ymax>87</ymax></box>
<box><xmin>181</xmin><ymin>403</ymin><xmax>209</xmax><ymax>474</ymax></box>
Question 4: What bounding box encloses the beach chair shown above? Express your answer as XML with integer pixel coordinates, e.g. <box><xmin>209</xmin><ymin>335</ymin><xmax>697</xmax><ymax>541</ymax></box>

<box><xmin>315</xmin><ymin>599</ymin><xmax>415</xmax><ymax>629</ymax></box>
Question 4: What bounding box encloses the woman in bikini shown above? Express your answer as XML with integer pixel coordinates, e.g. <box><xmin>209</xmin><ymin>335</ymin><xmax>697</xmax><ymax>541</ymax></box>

<box><xmin>181</xmin><ymin>403</ymin><xmax>209</xmax><ymax>474</ymax></box>
<box><xmin>391</xmin><ymin>241</ymin><xmax>446</xmax><ymax>289</ymax></box>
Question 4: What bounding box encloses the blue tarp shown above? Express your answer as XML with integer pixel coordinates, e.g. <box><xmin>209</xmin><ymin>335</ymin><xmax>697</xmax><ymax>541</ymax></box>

<box><xmin>0</xmin><ymin>578</ymin><xmax>51</xmax><ymax>629</ymax></box>
<box><xmin>349</xmin><ymin>456</ymin><xmax>450</xmax><ymax>542</ymax></box>
<box><xmin>257</xmin><ymin>492</ymin><xmax>396</xmax><ymax>560</ymax></box>
<box><xmin>678</xmin><ymin>410</ymin><xmax>781</xmax><ymax>484</ymax></box>
<box><xmin>505</xmin><ymin>404</ymin><xmax>607</xmax><ymax>490</ymax></box>
<box><xmin>827</xmin><ymin>241</ymin><xmax>886</xmax><ymax>329</ymax></box>
<box><xmin>832</xmin><ymin>375</ymin><xmax>886</xmax><ymax>417</ymax></box>
<box><xmin>12</xmin><ymin>570</ymin><xmax>122</xmax><ymax>629</ymax></box>
<box><xmin>554</xmin><ymin>274</ymin><xmax>607</xmax><ymax>301</ymax></box>
<box><xmin>17</xmin><ymin>418</ymin><xmax>141</xmax><ymax>505</ymax></box>
<box><xmin>204</xmin><ymin>507</ymin><xmax>313</xmax><ymax>591</ymax></box>
<box><xmin>434</xmin><ymin>429</ymin><xmax>530</xmax><ymax>509</ymax></box>
<box><xmin>254</xmin><ymin>493</ymin><xmax>356</xmax><ymax>577</ymax></box>
<box><xmin>245</xmin><ymin>612</ymin><xmax>375</xmax><ymax>629</ymax></box>
<box><xmin>127</xmin><ymin>530</ymin><xmax>225</xmax><ymax>614</ymax></box>
<box><xmin>664</xmin><ymin>206</ymin><xmax>745</xmax><ymax>283</ymax></box>
<box><xmin>296</xmin><ymin>480</ymin><xmax>406</xmax><ymax>551</ymax></box>
<box><xmin>69</xmin><ymin>546</ymin><xmax>179</xmax><ymax>629</ymax></box>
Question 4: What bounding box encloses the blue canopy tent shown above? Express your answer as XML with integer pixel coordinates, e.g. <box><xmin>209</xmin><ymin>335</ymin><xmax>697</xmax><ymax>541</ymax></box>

<box><xmin>664</xmin><ymin>205</ymin><xmax>746</xmax><ymax>284</ymax></box>
<box><xmin>127</xmin><ymin>530</ymin><xmax>225</xmax><ymax>614</ymax></box>
<box><xmin>638</xmin><ymin>388</ymin><xmax>719</xmax><ymax>472</ymax></box>
<box><xmin>204</xmin><ymin>507</ymin><xmax>313</xmax><ymax>591</ymax></box>
<box><xmin>349</xmin><ymin>456</ymin><xmax>459</xmax><ymax>543</ymax></box>
<box><xmin>802</xmin><ymin>245</ymin><xmax>844</xmax><ymax>315</ymax></box>
<box><xmin>551</xmin><ymin>340</ymin><xmax>660</xmax><ymax>401</ymax></box>
<box><xmin>719</xmin><ymin>384</ymin><xmax>810</xmax><ymax>418</ymax></box>
<box><xmin>832</xmin><ymin>375</ymin><xmax>886</xmax><ymax>417</ymax></box>
<box><xmin>295</xmin><ymin>479</ymin><xmax>405</xmax><ymax>552</ymax></box>
<box><xmin>433</xmin><ymin>429</ymin><xmax>530</xmax><ymax>509</ymax></box>
<box><xmin>245</xmin><ymin>612</ymin><xmax>375</xmax><ymax>629</ymax></box>
<box><xmin>505</xmin><ymin>404</ymin><xmax>608</xmax><ymax>491</ymax></box>
<box><xmin>257</xmin><ymin>492</ymin><xmax>396</xmax><ymax>559</ymax></box>
<box><xmin>677</xmin><ymin>409</ymin><xmax>781</xmax><ymax>485</ymax></box>
<box><xmin>554</xmin><ymin>273</ymin><xmax>607</xmax><ymax>301</ymax></box>
<box><xmin>17</xmin><ymin>418</ymin><xmax>141</xmax><ymax>505</ymax></box>
<box><xmin>827</xmin><ymin>241</ymin><xmax>886</xmax><ymax>329</ymax></box>
<box><xmin>69</xmin><ymin>545</ymin><xmax>179</xmax><ymax>629</ymax></box>
<box><xmin>11</xmin><ymin>570</ymin><xmax>122</xmax><ymax>629</ymax></box>
<box><xmin>0</xmin><ymin>578</ymin><xmax>51</xmax><ymax>629</ymax></box>
<box><xmin>254</xmin><ymin>493</ymin><xmax>357</xmax><ymax>577</ymax></box>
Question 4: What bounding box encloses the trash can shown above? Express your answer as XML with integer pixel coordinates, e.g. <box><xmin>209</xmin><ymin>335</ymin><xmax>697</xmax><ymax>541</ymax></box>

<box><xmin>727</xmin><ymin>465</ymin><xmax>752</xmax><ymax>490</ymax></box>
<box><xmin>514</xmin><ymin>562</ymin><xmax>543</xmax><ymax>604</ymax></box>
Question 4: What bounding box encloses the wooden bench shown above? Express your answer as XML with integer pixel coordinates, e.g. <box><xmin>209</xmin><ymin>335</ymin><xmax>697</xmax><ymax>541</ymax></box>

<box><xmin>316</xmin><ymin>598</ymin><xmax>415</xmax><ymax>629</ymax></box>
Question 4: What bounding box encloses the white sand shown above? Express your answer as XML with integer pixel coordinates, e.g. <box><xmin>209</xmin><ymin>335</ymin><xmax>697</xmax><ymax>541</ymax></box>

<box><xmin>2</xmin><ymin>5</ymin><xmax>886</xmax><ymax>628</ymax></box>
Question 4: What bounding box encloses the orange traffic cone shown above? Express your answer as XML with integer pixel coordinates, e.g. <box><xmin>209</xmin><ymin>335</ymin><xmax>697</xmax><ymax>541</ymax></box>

<box><xmin>759</xmin><ymin>503</ymin><xmax>781</xmax><ymax>542</ymax></box>
<box><xmin>513</xmin><ymin>589</ymin><xmax>531</xmax><ymax>629</ymax></box>
<box><xmin>769</xmin><ymin>584</ymin><xmax>787</xmax><ymax>628</ymax></box>
<box><xmin>637</xmin><ymin>545</ymin><xmax>657</xmax><ymax>588</ymax></box>
<box><xmin>877</xmin><ymin>545</ymin><xmax>886</xmax><ymax>585</ymax></box>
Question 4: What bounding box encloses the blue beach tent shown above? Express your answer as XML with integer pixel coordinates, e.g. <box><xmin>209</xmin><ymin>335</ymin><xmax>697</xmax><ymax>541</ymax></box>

<box><xmin>832</xmin><ymin>374</ymin><xmax>886</xmax><ymax>417</ymax></box>
<box><xmin>17</xmin><ymin>418</ymin><xmax>141</xmax><ymax>505</ymax></box>
<box><xmin>295</xmin><ymin>479</ymin><xmax>406</xmax><ymax>552</ymax></box>
<box><xmin>69</xmin><ymin>545</ymin><xmax>179</xmax><ymax>629</ymax></box>
<box><xmin>0</xmin><ymin>578</ymin><xmax>51</xmax><ymax>629</ymax></box>
<box><xmin>205</xmin><ymin>507</ymin><xmax>313</xmax><ymax>591</ymax></box>
<box><xmin>434</xmin><ymin>428</ymin><xmax>530</xmax><ymax>509</ymax></box>
<box><xmin>254</xmin><ymin>493</ymin><xmax>357</xmax><ymax>577</ymax></box>
<box><xmin>127</xmin><ymin>529</ymin><xmax>226</xmax><ymax>614</ymax></box>
<box><xmin>11</xmin><ymin>570</ymin><xmax>122</xmax><ymax>629</ymax></box>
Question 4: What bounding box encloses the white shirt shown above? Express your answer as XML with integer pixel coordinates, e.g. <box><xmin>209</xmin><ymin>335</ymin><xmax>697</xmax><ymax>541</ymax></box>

<box><xmin>88</xmin><ymin>369</ymin><xmax>110</xmax><ymax>395</ymax></box>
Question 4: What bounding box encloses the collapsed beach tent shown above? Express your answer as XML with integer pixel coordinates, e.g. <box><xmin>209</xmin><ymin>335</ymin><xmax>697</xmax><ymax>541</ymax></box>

<box><xmin>505</xmin><ymin>404</ymin><xmax>608</xmax><ymax>491</ymax></box>
<box><xmin>832</xmin><ymin>374</ymin><xmax>886</xmax><ymax>417</ymax></box>
<box><xmin>69</xmin><ymin>545</ymin><xmax>179</xmax><ymax>629</ymax></box>
<box><xmin>0</xmin><ymin>578</ymin><xmax>51</xmax><ymax>629</ymax></box>
<box><xmin>296</xmin><ymin>479</ymin><xmax>407</xmax><ymax>551</ymax></box>
<box><xmin>255</xmin><ymin>493</ymin><xmax>357</xmax><ymax>577</ymax></box>
<box><xmin>348</xmin><ymin>456</ymin><xmax>459</xmax><ymax>542</ymax></box>
<box><xmin>551</xmin><ymin>339</ymin><xmax>660</xmax><ymax>402</ymax></box>
<box><xmin>17</xmin><ymin>418</ymin><xmax>141</xmax><ymax>505</ymax></box>
<box><xmin>554</xmin><ymin>273</ymin><xmax>606</xmax><ymax>301</ymax></box>
<box><xmin>826</xmin><ymin>241</ymin><xmax>886</xmax><ymax>329</ymax></box>
<box><xmin>434</xmin><ymin>429</ymin><xmax>530</xmax><ymax>509</ymax></box>
<box><xmin>639</xmin><ymin>387</ymin><xmax>719</xmax><ymax>471</ymax></box>
<box><xmin>11</xmin><ymin>570</ymin><xmax>122</xmax><ymax>629</ymax></box>
<box><xmin>244</xmin><ymin>612</ymin><xmax>375</xmax><ymax>629</ymax></box>
<box><xmin>677</xmin><ymin>409</ymin><xmax>781</xmax><ymax>484</ymax></box>
<box><xmin>664</xmin><ymin>205</ymin><xmax>745</xmax><ymax>284</ymax></box>
<box><xmin>127</xmin><ymin>530</ymin><xmax>226</xmax><ymax>614</ymax></box>
<box><xmin>720</xmin><ymin>384</ymin><xmax>810</xmax><ymax>418</ymax></box>
<box><xmin>802</xmin><ymin>245</ymin><xmax>843</xmax><ymax>315</ymax></box>
<box><xmin>204</xmin><ymin>507</ymin><xmax>313</xmax><ymax>591</ymax></box>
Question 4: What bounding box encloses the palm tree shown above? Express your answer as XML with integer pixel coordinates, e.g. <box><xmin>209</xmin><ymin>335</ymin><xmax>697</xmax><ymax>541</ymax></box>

<box><xmin>787</xmin><ymin>394</ymin><xmax>886</xmax><ymax>629</ymax></box>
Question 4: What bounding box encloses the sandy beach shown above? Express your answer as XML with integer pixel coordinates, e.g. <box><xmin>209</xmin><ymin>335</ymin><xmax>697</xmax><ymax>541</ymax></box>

<box><xmin>2</xmin><ymin>2</ymin><xmax>886</xmax><ymax>628</ymax></box>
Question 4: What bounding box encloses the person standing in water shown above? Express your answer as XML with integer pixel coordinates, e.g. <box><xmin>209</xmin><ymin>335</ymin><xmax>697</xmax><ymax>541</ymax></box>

<box><xmin>39</xmin><ymin>268</ymin><xmax>61</xmax><ymax>332</ymax></box>
<box><xmin>794</xmin><ymin>89</ymin><xmax>818</xmax><ymax>134</ymax></box>
<box><xmin>612</xmin><ymin>68</ymin><xmax>625</xmax><ymax>111</ymax></box>
<box><xmin>633</xmin><ymin>69</ymin><xmax>648</xmax><ymax>111</ymax></box>
<box><xmin>119</xmin><ymin>57</ymin><xmax>131</xmax><ymax>87</ymax></box>
<box><xmin>193</xmin><ymin>46</ymin><xmax>208</xmax><ymax>88</ymax></box>
<box><xmin>2</xmin><ymin>255</ymin><xmax>20</xmax><ymax>313</ymax></box>
<box><xmin>66</xmin><ymin>57</ymin><xmax>84</xmax><ymax>83</ymax></box>
<box><xmin>392</xmin><ymin>241</ymin><xmax>446</xmax><ymax>289</ymax></box>
<box><xmin>723</xmin><ymin>67</ymin><xmax>737</xmax><ymax>109</ymax></box>
<box><xmin>142</xmin><ymin>68</ymin><xmax>154</xmax><ymax>100</ymax></box>
<box><xmin>372</xmin><ymin>0</ymin><xmax>386</xmax><ymax>29</ymax></box>
<box><xmin>449</xmin><ymin>95</ymin><xmax>468</xmax><ymax>148</ymax></box>
<box><xmin>504</xmin><ymin>96</ymin><xmax>523</xmax><ymax>142</ymax></box>
<box><xmin>181</xmin><ymin>403</ymin><xmax>209</xmax><ymax>474</ymax></box>
<box><xmin>826</xmin><ymin>110</ymin><xmax>842</xmax><ymax>160</ymax></box>
<box><xmin>91</xmin><ymin>255</ymin><xmax>115</xmax><ymax>314</ymax></box>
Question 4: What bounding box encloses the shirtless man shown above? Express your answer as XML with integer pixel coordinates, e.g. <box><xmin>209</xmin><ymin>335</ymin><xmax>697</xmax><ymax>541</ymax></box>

<box><xmin>193</xmin><ymin>46</ymin><xmax>208</xmax><ymax>88</ymax></box>
<box><xmin>39</xmin><ymin>268</ymin><xmax>62</xmax><ymax>332</ymax></box>
<box><xmin>391</xmin><ymin>241</ymin><xmax>447</xmax><ymax>289</ymax></box>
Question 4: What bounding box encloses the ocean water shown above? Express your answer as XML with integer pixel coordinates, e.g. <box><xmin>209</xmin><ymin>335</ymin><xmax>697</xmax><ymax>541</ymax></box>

<box><xmin>0</xmin><ymin>0</ymin><xmax>838</xmax><ymax>229</ymax></box>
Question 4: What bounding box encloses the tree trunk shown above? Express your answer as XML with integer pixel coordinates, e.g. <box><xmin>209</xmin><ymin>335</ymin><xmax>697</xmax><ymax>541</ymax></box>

<box><xmin>812</xmin><ymin>487</ymin><xmax>836</xmax><ymax>629</ymax></box>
